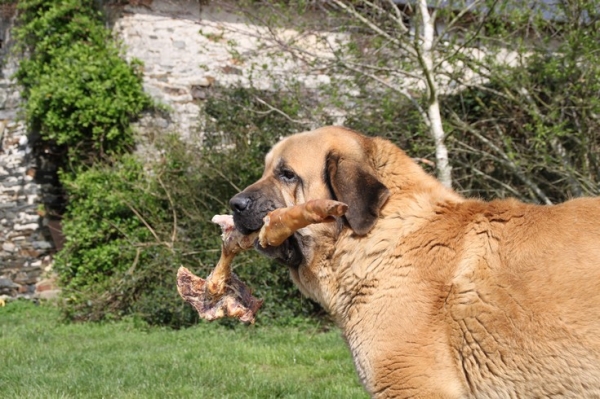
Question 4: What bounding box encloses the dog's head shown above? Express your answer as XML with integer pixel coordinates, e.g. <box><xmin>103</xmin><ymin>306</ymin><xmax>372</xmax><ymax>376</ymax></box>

<box><xmin>229</xmin><ymin>126</ymin><xmax>390</xmax><ymax>271</ymax></box>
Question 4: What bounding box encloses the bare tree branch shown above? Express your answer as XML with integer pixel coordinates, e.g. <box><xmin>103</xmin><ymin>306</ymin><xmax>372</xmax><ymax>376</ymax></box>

<box><xmin>518</xmin><ymin>87</ymin><xmax>583</xmax><ymax>197</ymax></box>
<box><xmin>253</xmin><ymin>95</ymin><xmax>312</xmax><ymax>125</ymax></box>
<box><xmin>340</xmin><ymin>62</ymin><xmax>430</xmax><ymax>126</ymax></box>
<box><xmin>331</xmin><ymin>0</ymin><xmax>417</xmax><ymax>56</ymax></box>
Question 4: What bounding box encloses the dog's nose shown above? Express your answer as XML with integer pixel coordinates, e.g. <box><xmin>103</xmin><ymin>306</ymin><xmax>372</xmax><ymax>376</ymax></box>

<box><xmin>230</xmin><ymin>194</ymin><xmax>251</xmax><ymax>213</ymax></box>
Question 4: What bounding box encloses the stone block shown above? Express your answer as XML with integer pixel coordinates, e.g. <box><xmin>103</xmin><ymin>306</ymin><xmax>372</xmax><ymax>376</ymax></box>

<box><xmin>19</xmin><ymin>241</ymin><xmax>32</xmax><ymax>249</ymax></box>
<box><xmin>19</xmin><ymin>248</ymin><xmax>40</xmax><ymax>258</ymax></box>
<box><xmin>18</xmin><ymin>212</ymin><xmax>39</xmax><ymax>223</ymax></box>
<box><xmin>32</xmin><ymin>241</ymin><xmax>53</xmax><ymax>250</ymax></box>
<box><xmin>0</xmin><ymin>277</ymin><xmax>19</xmax><ymax>288</ymax></box>
<box><xmin>1</xmin><ymin>188</ymin><xmax>18</xmax><ymax>196</ymax></box>
<box><xmin>18</xmin><ymin>284</ymin><xmax>31</xmax><ymax>294</ymax></box>
<box><xmin>13</xmin><ymin>273</ymin><xmax>38</xmax><ymax>286</ymax></box>
<box><xmin>14</xmin><ymin>223</ymin><xmax>38</xmax><ymax>231</ymax></box>
<box><xmin>2</xmin><ymin>242</ymin><xmax>15</xmax><ymax>252</ymax></box>
<box><xmin>26</xmin><ymin>261</ymin><xmax>41</xmax><ymax>271</ymax></box>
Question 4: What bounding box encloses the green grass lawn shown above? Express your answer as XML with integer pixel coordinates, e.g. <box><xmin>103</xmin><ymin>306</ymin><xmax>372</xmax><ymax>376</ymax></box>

<box><xmin>0</xmin><ymin>301</ymin><xmax>367</xmax><ymax>398</ymax></box>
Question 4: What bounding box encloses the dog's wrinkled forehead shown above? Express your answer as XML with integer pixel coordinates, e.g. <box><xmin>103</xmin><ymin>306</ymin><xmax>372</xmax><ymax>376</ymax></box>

<box><xmin>263</xmin><ymin>127</ymin><xmax>368</xmax><ymax>175</ymax></box>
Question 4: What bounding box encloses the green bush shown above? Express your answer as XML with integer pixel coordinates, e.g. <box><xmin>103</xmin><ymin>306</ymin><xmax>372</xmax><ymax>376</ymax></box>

<box><xmin>56</xmin><ymin>87</ymin><xmax>328</xmax><ymax>327</ymax></box>
<box><xmin>15</xmin><ymin>0</ymin><xmax>153</xmax><ymax>168</ymax></box>
<box><xmin>54</xmin><ymin>157</ymin><xmax>160</xmax><ymax>321</ymax></box>
<box><xmin>441</xmin><ymin>37</ymin><xmax>600</xmax><ymax>202</ymax></box>
<box><xmin>23</xmin><ymin>42</ymin><xmax>150</xmax><ymax>163</ymax></box>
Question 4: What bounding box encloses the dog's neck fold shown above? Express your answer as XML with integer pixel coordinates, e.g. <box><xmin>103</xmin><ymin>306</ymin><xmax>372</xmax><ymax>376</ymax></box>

<box><xmin>370</xmin><ymin>137</ymin><xmax>463</xmax><ymax>204</ymax></box>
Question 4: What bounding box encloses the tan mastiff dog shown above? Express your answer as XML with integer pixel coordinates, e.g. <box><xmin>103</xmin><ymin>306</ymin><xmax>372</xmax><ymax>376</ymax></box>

<box><xmin>229</xmin><ymin>126</ymin><xmax>600</xmax><ymax>398</ymax></box>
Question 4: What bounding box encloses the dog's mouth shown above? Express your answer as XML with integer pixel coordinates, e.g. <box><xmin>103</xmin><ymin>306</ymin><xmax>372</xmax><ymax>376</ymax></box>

<box><xmin>253</xmin><ymin>233</ymin><xmax>304</xmax><ymax>268</ymax></box>
<box><xmin>231</xmin><ymin>199</ymin><xmax>304</xmax><ymax>268</ymax></box>
<box><xmin>234</xmin><ymin>222</ymin><xmax>304</xmax><ymax>268</ymax></box>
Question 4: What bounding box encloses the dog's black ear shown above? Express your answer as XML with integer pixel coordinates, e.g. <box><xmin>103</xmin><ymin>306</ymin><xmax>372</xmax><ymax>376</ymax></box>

<box><xmin>326</xmin><ymin>152</ymin><xmax>390</xmax><ymax>235</ymax></box>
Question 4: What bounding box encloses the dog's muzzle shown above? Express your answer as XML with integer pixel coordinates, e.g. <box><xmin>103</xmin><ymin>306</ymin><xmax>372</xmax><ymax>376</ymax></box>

<box><xmin>229</xmin><ymin>191</ymin><xmax>275</xmax><ymax>234</ymax></box>
<box><xmin>229</xmin><ymin>191</ymin><xmax>303</xmax><ymax>268</ymax></box>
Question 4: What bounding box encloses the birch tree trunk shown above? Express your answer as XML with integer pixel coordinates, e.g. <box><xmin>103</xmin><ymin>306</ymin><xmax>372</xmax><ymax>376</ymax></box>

<box><xmin>417</xmin><ymin>0</ymin><xmax>452</xmax><ymax>188</ymax></box>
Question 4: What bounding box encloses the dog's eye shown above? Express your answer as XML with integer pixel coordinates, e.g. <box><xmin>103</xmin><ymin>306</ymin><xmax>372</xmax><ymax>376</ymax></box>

<box><xmin>279</xmin><ymin>168</ymin><xmax>297</xmax><ymax>183</ymax></box>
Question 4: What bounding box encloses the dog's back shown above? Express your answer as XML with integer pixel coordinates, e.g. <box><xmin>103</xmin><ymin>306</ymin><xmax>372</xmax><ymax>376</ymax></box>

<box><xmin>444</xmin><ymin>196</ymin><xmax>600</xmax><ymax>397</ymax></box>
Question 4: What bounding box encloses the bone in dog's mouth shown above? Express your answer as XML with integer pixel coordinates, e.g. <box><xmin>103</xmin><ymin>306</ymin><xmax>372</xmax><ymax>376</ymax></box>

<box><xmin>176</xmin><ymin>199</ymin><xmax>347</xmax><ymax>323</ymax></box>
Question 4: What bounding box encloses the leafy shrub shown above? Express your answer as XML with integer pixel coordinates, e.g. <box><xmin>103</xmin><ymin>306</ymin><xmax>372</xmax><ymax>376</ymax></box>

<box><xmin>55</xmin><ymin>157</ymin><xmax>158</xmax><ymax>319</ymax></box>
<box><xmin>56</xmin><ymin>151</ymin><xmax>205</xmax><ymax>327</ymax></box>
<box><xmin>441</xmin><ymin>34</ymin><xmax>600</xmax><ymax>203</ymax></box>
<box><xmin>14</xmin><ymin>0</ymin><xmax>153</xmax><ymax>168</ymax></box>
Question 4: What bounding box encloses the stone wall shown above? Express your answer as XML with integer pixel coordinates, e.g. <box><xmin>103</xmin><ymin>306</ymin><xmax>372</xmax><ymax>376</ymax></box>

<box><xmin>114</xmin><ymin>0</ymin><xmax>341</xmax><ymax>142</ymax></box>
<box><xmin>0</xmin><ymin>56</ymin><xmax>57</xmax><ymax>301</ymax></box>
